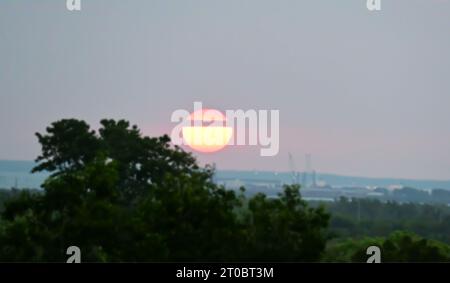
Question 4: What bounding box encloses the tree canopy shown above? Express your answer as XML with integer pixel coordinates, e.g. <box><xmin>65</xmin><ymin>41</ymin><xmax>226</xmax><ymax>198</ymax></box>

<box><xmin>0</xmin><ymin>119</ymin><xmax>330</xmax><ymax>262</ymax></box>
<box><xmin>1</xmin><ymin>119</ymin><xmax>449</xmax><ymax>262</ymax></box>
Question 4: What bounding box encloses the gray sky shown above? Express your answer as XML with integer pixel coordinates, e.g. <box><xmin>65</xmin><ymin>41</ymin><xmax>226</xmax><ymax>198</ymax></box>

<box><xmin>1</xmin><ymin>0</ymin><xmax>450</xmax><ymax>179</ymax></box>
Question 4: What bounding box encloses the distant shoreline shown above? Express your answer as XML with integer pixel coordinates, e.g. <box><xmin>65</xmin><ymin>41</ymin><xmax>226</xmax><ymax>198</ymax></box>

<box><xmin>1</xmin><ymin>160</ymin><xmax>450</xmax><ymax>190</ymax></box>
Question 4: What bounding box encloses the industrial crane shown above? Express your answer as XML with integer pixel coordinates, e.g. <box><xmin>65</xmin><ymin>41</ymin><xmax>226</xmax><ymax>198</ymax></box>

<box><xmin>288</xmin><ymin>153</ymin><xmax>300</xmax><ymax>185</ymax></box>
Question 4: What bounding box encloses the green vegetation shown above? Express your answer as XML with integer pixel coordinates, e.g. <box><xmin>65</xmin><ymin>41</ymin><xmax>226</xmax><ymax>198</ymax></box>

<box><xmin>0</xmin><ymin>119</ymin><xmax>449</xmax><ymax>262</ymax></box>
<box><xmin>323</xmin><ymin>197</ymin><xmax>450</xmax><ymax>244</ymax></box>
<box><xmin>323</xmin><ymin>231</ymin><xmax>450</xmax><ymax>262</ymax></box>
<box><xmin>0</xmin><ymin>119</ymin><xmax>328</xmax><ymax>262</ymax></box>
<box><xmin>0</xmin><ymin>188</ymin><xmax>37</xmax><ymax>212</ymax></box>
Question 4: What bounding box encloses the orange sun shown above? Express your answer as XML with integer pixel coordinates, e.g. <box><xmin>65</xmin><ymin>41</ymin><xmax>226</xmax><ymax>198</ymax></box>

<box><xmin>182</xmin><ymin>109</ymin><xmax>233</xmax><ymax>153</ymax></box>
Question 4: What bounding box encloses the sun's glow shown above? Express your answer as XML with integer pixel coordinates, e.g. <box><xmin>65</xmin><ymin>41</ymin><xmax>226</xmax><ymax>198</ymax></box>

<box><xmin>182</xmin><ymin>109</ymin><xmax>232</xmax><ymax>153</ymax></box>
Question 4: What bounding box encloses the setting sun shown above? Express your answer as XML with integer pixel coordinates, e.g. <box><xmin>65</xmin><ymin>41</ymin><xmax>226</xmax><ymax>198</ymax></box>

<box><xmin>182</xmin><ymin>109</ymin><xmax>232</xmax><ymax>153</ymax></box>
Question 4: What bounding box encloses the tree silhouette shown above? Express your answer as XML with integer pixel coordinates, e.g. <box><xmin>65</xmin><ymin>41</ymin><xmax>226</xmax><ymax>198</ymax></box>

<box><xmin>323</xmin><ymin>231</ymin><xmax>450</xmax><ymax>262</ymax></box>
<box><xmin>0</xmin><ymin>119</ymin><xmax>330</xmax><ymax>262</ymax></box>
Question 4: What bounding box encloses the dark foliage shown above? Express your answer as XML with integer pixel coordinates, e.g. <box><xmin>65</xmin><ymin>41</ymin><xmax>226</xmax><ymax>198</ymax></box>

<box><xmin>0</xmin><ymin>119</ymin><xmax>329</xmax><ymax>262</ymax></box>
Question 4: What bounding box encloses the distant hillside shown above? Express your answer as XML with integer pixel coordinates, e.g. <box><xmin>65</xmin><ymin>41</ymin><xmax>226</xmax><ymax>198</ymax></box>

<box><xmin>1</xmin><ymin>160</ymin><xmax>450</xmax><ymax>190</ymax></box>
<box><xmin>215</xmin><ymin>170</ymin><xmax>450</xmax><ymax>190</ymax></box>
<box><xmin>0</xmin><ymin>160</ymin><xmax>48</xmax><ymax>189</ymax></box>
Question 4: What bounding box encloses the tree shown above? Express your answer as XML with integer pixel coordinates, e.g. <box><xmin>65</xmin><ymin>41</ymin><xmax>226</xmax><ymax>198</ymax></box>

<box><xmin>242</xmin><ymin>185</ymin><xmax>329</xmax><ymax>261</ymax></box>
<box><xmin>0</xmin><ymin>119</ymin><xmax>330</xmax><ymax>262</ymax></box>
<box><xmin>323</xmin><ymin>231</ymin><xmax>450</xmax><ymax>262</ymax></box>
<box><xmin>367</xmin><ymin>231</ymin><xmax>450</xmax><ymax>262</ymax></box>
